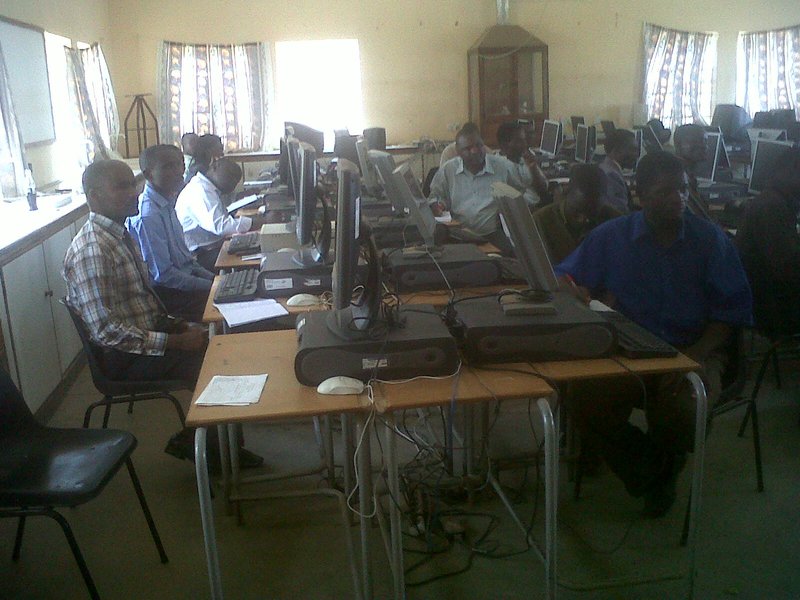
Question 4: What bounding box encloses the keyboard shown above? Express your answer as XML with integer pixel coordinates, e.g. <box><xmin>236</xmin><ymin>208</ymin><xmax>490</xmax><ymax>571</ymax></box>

<box><xmin>599</xmin><ymin>310</ymin><xmax>679</xmax><ymax>359</ymax></box>
<box><xmin>227</xmin><ymin>232</ymin><xmax>261</xmax><ymax>255</ymax></box>
<box><xmin>214</xmin><ymin>269</ymin><xmax>259</xmax><ymax>303</ymax></box>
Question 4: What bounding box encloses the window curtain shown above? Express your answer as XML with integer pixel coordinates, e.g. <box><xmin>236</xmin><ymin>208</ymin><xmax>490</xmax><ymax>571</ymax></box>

<box><xmin>0</xmin><ymin>43</ymin><xmax>26</xmax><ymax>198</ymax></box>
<box><xmin>158</xmin><ymin>41</ymin><xmax>272</xmax><ymax>152</ymax></box>
<box><xmin>736</xmin><ymin>25</ymin><xmax>800</xmax><ymax>119</ymax></box>
<box><xmin>643</xmin><ymin>23</ymin><xmax>718</xmax><ymax>129</ymax></box>
<box><xmin>64</xmin><ymin>44</ymin><xmax>119</xmax><ymax>164</ymax></box>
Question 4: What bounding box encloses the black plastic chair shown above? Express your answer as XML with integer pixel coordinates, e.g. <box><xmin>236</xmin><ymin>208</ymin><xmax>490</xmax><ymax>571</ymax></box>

<box><xmin>0</xmin><ymin>368</ymin><xmax>168</xmax><ymax>599</ymax></box>
<box><xmin>61</xmin><ymin>299</ymin><xmax>188</xmax><ymax>428</ymax></box>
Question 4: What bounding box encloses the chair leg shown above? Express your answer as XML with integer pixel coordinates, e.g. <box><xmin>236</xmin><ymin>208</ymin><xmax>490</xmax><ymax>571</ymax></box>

<box><xmin>83</xmin><ymin>397</ymin><xmax>108</xmax><ymax>428</ymax></box>
<box><xmin>101</xmin><ymin>404</ymin><xmax>112</xmax><ymax>429</ymax></box>
<box><xmin>46</xmin><ymin>509</ymin><xmax>100</xmax><ymax>600</ymax></box>
<box><xmin>750</xmin><ymin>400</ymin><xmax>765</xmax><ymax>492</ymax></box>
<box><xmin>164</xmin><ymin>393</ymin><xmax>186</xmax><ymax>425</ymax></box>
<box><xmin>739</xmin><ymin>346</ymin><xmax>774</xmax><ymax>437</ymax></box>
<box><xmin>127</xmin><ymin>401</ymin><xmax>134</xmax><ymax>414</ymax></box>
<box><xmin>125</xmin><ymin>459</ymin><xmax>169</xmax><ymax>563</ymax></box>
<box><xmin>12</xmin><ymin>516</ymin><xmax>25</xmax><ymax>561</ymax></box>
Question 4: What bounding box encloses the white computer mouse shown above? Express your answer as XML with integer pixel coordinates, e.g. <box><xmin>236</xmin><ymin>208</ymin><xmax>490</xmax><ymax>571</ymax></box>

<box><xmin>317</xmin><ymin>376</ymin><xmax>365</xmax><ymax>395</ymax></box>
<box><xmin>277</xmin><ymin>247</ymin><xmax>295</xmax><ymax>253</ymax></box>
<box><xmin>286</xmin><ymin>293</ymin><xmax>320</xmax><ymax>307</ymax></box>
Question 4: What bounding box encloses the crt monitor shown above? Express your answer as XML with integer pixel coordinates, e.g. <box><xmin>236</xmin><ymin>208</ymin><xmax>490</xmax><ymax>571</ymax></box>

<box><xmin>293</xmin><ymin>142</ymin><xmax>331</xmax><ymax>266</ymax></box>
<box><xmin>326</xmin><ymin>161</ymin><xmax>382</xmax><ymax>339</ymax></box>
<box><xmin>575</xmin><ymin>124</ymin><xmax>596</xmax><ymax>163</ymax></box>
<box><xmin>390</xmin><ymin>163</ymin><xmax>437</xmax><ymax>249</ymax></box>
<box><xmin>539</xmin><ymin>120</ymin><xmax>561</xmax><ymax>157</ymax></box>
<box><xmin>748</xmin><ymin>139</ymin><xmax>795</xmax><ymax>194</ymax></box>
<box><xmin>285</xmin><ymin>121</ymin><xmax>325</xmax><ymax>155</ymax></box>
<box><xmin>570</xmin><ymin>116</ymin><xmax>585</xmax><ymax>135</ymax></box>
<box><xmin>695</xmin><ymin>132</ymin><xmax>722</xmax><ymax>183</ymax></box>
<box><xmin>711</xmin><ymin>104</ymin><xmax>751</xmax><ymax>143</ymax></box>
<box><xmin>355</xmin><ymin>138</ymin><xmax>381</xmax><ymax>195</ymax></box>
<box><xmin>600</xmin><ymin>120</ymin><xmax>616</xmax><ymax>137</ymax></box>
<box><xmin>368</xmin><ymin>149</ymin><xmax>404</xmax><ymax>213</ymax></box>
<box><xmin>492</xmin><ymin>182</ymin><xmax>559</xmax><ymax>314</ymax></box>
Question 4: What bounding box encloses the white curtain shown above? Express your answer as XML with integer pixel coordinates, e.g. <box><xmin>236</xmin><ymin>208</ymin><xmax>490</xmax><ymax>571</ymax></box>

<box><xmin>0</xmin><ymin>43</ymin><xmax>26</xmax><ymax>198</ymax></box>
<box><xmin>65</xmin><ymin>43</ymin><xmax>120</xmax><ymax>164</ymax></box>
<box><xmin>158</xmin><ymin>41</ymin><xmax>272</xmax><ymax>152</ymax></box>
<box><xmin>737</xmin><ymin>25</ymin><xmax>800</xmax><ymax>119</ymax></box>
<box><xmin>643</xmin><ymin>23</ymin><xmax>718</xmax><ymax>129</ymax></box>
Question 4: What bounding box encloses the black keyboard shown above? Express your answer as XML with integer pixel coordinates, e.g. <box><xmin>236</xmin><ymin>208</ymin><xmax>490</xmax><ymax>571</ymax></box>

<box><xmin>227</xmin><ymin>232</ymin><xmax>260</xmax><ymax>255</ymax></box>
<box><xmin>600</xmin><ymin>311</ymin><xmax>678</xmax><ymax>359</ymax></box>
<box><xmin>214</xmin><ymin>269</ymin><xmax>259</xmax><ymax>303</ymax></box>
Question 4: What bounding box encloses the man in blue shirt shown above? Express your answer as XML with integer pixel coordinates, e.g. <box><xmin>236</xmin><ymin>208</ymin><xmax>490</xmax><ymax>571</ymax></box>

<box><xmin>556</xmin><ymin>151</ymin><xmax>752</xmax><ymax>517</ymax></box>
<box><xmin>128</xmin><ymin>144</ymin><xmax>215</xmax><ymax>322</ymax></box>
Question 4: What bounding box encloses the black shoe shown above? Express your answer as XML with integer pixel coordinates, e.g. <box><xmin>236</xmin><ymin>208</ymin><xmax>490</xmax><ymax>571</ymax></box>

<box><xmin>164</xmin><ymin>430</ymin><xmax>195</xmax><ymax>462</ymax></box>
<box><xmin>237</xmin><ymin>447</ymin><xmax>264</xmax><ymax>469</ymax></box>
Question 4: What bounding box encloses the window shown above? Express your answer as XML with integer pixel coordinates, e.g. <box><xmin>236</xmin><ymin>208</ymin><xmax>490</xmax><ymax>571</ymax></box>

<box><xmin>159</xmin><ymin>41</ymin><xmax>272</xmax><ymax>152</ymax></box>
<box><xmin>736</xmin><ymin>25</ymin><xmax>800</xmax><ymax>119</ymax></box>
<box><xmin>642</xmin><ymin>23</ymin><xmax>718</xmax><ymax>129</ymax></box>
<box><xmin>273</xmin><ymin>39</ymin><xmax>364</xmax><ymax>150</ymax></box>
<box><xmin>0</xmin><ymin>42</ymin><xmax>25</xmax><ymax>198</ymax></box>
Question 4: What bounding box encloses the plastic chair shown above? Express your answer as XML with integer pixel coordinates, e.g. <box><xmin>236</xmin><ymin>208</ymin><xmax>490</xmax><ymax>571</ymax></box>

<box><xmin>0</xmin><ymin>368</ymin><xmax>168</xmax><ymax>599</ymax></box>
<box><xmin>61</xmin><ymin>299</ymin><xmax>188</xmax><ymax>428</ymax></box>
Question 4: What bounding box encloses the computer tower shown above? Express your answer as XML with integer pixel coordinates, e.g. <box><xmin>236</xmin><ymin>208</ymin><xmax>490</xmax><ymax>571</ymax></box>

<box><xmin>383</xmin><ymin>244</ymin><xmax>503</xmax><ymax>292</ymax></box>
<box><xmin>294</xmin><ymin>305</ymin><xmax>460</xmax><ymax>385</ymax></box>
<box><xmin>451</xmin><ymin>294</ymin><xmax>616</xmax><ymax>364</ymax></box>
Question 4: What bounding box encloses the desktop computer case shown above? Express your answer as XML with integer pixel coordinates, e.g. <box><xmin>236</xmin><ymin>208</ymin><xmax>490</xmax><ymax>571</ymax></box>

<box><xmin>452</xmin><ymin>294</ymin><xmax>616</xmax><ymax>364</ymax></box>
<box><xmin>384</xmin><ymin>244</ymin><xmax>503</xmax><ymax>292</ymax></box>
<box><xmin>295</xmin><ymin>305</ymin><xmax>459</xmax><ymax>386</ymax></box>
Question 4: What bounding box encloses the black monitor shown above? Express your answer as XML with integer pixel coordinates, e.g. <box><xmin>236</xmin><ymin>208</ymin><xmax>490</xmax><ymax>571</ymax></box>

<box><xmin>363</xmin><ymin>127</ymin><xmax>387</xmax><ymax>151</ymax></box>
<box><xmin>748</xmin><ymin>139</ymin><xmax>795</xmax><ymax>194</ymax></box>
<box><xmin>575</xmin><ymin>124</ymin><xmax>596</xmax><ymax>163</ymax></box>
<box><xmin>570</xmin><ymin>116</ymin><xmax>585</xmax><ymax>136</ymax></box>
<box><xmin>326</xmin><ymin>162</ymin><xmax>382</xmax><ymax>339</ymax></box>
<box><xmin>600</xmin><ymin>120</ymin><xmax>616</xmax><ymax>137</ymax></box>
<box><xmin>696</xmin><ymin>132</ymin><xmax>721</xmax><ymax>183</ymax></box>
<box><xmin>390</xmin><ymin>163</ymin><xmax>437</xmax><ymax>249</ymax></box>
<box><xmin>285</xmin><ymin>121</ymin><xmax>324</xmax><ymax>155</ymax></box>
<box><xmin>539</xmin><ymin>120</ymin><xmax>561</xmax><ymax>157</ymax></box>
<box><xmin>711</xmin><ymin>104</ymin><xmax>751</xmax><ymax>143</ymax></box>
<box><xmin>293</xmin><ymin>142</ymin><xmax>331</xmax><ymax>266</ymax></box>
<box><xmin>278</xmin><ymin>138</ymin><xmax>289</xmax><ymax>185</ymax></box>
<box><xmin>334</xmin><ymin>134</ymin><xmax>359</xmax><ymax>165</ymax></box>
<box><xmin>285</xmin><ymin>137</ymin><xmax>302</xmax><ymax>200</ymax></box>
<box><xmin>493</xmin><ymin>182</ymin><xmax>559</xmax><ymax>315</ymax></box>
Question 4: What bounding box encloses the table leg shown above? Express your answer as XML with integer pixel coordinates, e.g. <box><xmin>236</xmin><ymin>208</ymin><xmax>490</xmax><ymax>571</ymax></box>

<box><xmin>536</xmin><ymin>397</ymin><xmax>558</xmax><ymax>600</ymax></box>
<box><xmin>218</xmin><ymin>424</ymin><xmax>231</xmax><ymax>515</ymax></box>
<box><xmin>342</xmin><ymin>414</ymin><xmax>356</xmax><ymax>502</ymax></box>
<box><xmin>684</xmin><ymin>372</ymin><xmax>707</xmax><ymax>600</ymax></box>
<box><xmin>356</xmin><ymin>414</ymin><xmax>373</xmax><ymax>600</ymax></box>
<box><xmin>384</xmin><ymin>413</ymin><xmax>406</xmax><ymax>600</ymax></box>
<box><xmin>195</xmin><ymin>427</ymin><xmax>223</xmax><ymax>599</ymax></box>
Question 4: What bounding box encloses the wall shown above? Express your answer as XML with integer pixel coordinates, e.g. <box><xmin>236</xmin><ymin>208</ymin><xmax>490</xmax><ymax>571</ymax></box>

<box><xmin>0</xmin><ymin>0</ymin><xmax>110</xmax><ymax>187</ymax></box>
<box><xmin>106</xmin><ymin>0</ymin><xmax>800</xmax><ymax>146</ymax></box>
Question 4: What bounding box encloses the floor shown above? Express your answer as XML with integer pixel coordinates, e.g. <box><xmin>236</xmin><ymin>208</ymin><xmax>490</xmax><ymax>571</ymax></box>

<box><xmin>2</xmin><ymin>355</ymin><xmax>800</xmax><ymax>600</ymax></box>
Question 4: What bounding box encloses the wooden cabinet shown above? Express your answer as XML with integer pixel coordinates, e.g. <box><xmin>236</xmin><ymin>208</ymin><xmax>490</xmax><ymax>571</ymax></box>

<box><xmin>468</xmin><ymin>25</ymin><xmax>549</xmax><ymax>147</ymax></box>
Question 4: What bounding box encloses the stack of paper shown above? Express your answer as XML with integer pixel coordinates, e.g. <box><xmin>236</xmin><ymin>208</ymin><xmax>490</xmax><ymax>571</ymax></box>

<box><xmin>214</xmin><ymin>298</ymin><xmax>289</xmax><ymax>327</ymax></box>
<box><xmin>195</xmin><ymin>374</ymin><xmax>268</xmax><ymax>406</ymax></box>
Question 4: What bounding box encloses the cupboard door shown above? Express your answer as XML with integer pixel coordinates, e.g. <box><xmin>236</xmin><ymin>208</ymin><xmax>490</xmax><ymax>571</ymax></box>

<box><xmin>43</xmin><ymin>227</ymin><xmax>81</xmax><ymax>373</ymax></box>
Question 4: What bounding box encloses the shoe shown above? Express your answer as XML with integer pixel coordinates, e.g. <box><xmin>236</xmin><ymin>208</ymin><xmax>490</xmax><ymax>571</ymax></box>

<box><xmin>164</xmin><ymin>429</ymin><xmax>195</xmax><ymax>462</ymax></box>
<box><xmin>642</xmin><ymin>452</ymin><xmax>686</xmax><ymax>518</ymax></box>
<box><xmin>237</xmin><ymin>447</ymin><xmax>264</xmax><ymax>469</ymax></box>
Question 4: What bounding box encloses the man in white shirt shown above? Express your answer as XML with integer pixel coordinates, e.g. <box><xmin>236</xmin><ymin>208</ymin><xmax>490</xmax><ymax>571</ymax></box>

<box><xmin>176</xmin><ymin>158</ymin><xmax>264</xmax><ymax>271</ymax></box>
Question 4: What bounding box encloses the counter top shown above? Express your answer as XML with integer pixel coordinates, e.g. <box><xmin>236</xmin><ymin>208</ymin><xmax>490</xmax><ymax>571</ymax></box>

<box><xmin>0</xmin><ymin>193</ymin><xmax>89</xmax><ymax>267</ymax></box>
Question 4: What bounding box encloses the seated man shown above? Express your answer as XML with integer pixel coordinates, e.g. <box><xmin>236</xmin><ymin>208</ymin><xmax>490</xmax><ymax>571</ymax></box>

<box><xmin>184</xmin><ymin>133</ymin><xmax>224</xmax><ymax>184</ymax></box>
<box><xmin>429</xmin><ymin>123</ymin><xmax>526</xmax><ymax>254</ymax></box>
<box><xmin>64</xmin><ymin>160</ymin><xmax>262</xmax><ymax>466</ymax></box>
<box><xmin>673</xmin><ymin>124</ymin><xmax>712</xmax><ymax>220</ymax></box>
<box><xmin>598</xmin><ymin>128</ymin><xmax>638</xmax><ymax>213</ymax></box>
<box><xmin>533</xmin><ymin>163</ymin><xmax>620</xmax><ymax>264</ymax></box>
<box><xmin>176</xmin><ymin>157</ymin><xmax>265</xmax><ymax>271</ymax></box>
<box><xmin>736</xmin><ymin>148</ymin><xmax>800</xmax><ymax>335</ymax></box>
<box><xmin>496</xmin><ymin>120</ymin><xmax>550</xmax><ymax>206</ymax></box>
<box><xmin>127</xmin><ymin>144</ymin><xmax>214</xmax><ymax>322</ymax></box>
<box><xmin>556</xmin><ymin>151</ymin><xmax>752</xmax><ymax>517</ymax></box>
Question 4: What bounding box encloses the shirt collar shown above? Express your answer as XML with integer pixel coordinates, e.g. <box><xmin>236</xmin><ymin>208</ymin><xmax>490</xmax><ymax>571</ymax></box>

<box><xmin>89</xmin><ymin>212</ymin><xmax>126</xmax><ymax>239</ymax></box>
<box><xmin>455</xmin><ymin>156</ymin><xmax>494</xmax><ymax>177</ymax></box>
<box><xmin>630</xmin><ymin>210</ymin><xmax>686</xmax><ymax>243</ymax></box>
<box><xmin>142</xmin><ymin>181</ymin><xmax>171</xmax><ymax>208</ymax></box>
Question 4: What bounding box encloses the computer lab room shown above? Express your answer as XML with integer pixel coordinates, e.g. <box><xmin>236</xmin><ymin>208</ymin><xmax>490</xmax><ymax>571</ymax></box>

<box><xmin>1</xmin><ymin>0</ymin><xmax>800</xmax><ymax>599</ymax></box>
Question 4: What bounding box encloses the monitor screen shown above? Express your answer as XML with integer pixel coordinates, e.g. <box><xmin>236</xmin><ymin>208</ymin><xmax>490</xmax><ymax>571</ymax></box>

<box><xmin>570</xmin><ymin>116</ymin><xmax>585</xmax><ymax>135</ymax></box>
<box><xmin>332</xmin><ymin>162</ymin><xmax>361</xmax><ymax>311</ymax></box>
<box><xmin>285</xmin><ymin>137</ymin><xmax>302</xmax><ymax>200</ymax></box>
<box><xmin>285</xmin><ymin>121</ymin><xmax>324</xmax><ymax>155</ymax></box>
<box><xmin>493</xmin><ymin>182</ymin><xmax>558</xmax><ymax>295</ymax></box>
<box><xmin>539</xmin><ymin>120</ymin><xmax>561</xmax><ymax>157</ymax></box>
<box><xmin>355</xmin><ymin>138</ymin><xmax>381</xmax><ymax>195</ymax></box>
<box><xmin>747</xmin><ymin>128</ymin><xmax>787</xmax><ymax>147</ymax></box>
<box><xmin>292</xmin><ymin>142</ymin><xmax>328</xmax><ymax>267</ymax></box>
<box><xmin>368</xmin><ymin>149</ymin><xmax>403</xmax><ymax>213</ymax></box>
<box><xmin>695</xmin><ymin>132</ymin><xmax>721</xmax><ymax>183</ymax></box>
<box><xmin>575</xmin><ymin>124</ymin><xmax>594</xmax><ymax>163</ymax></box>
<box><xmin>601</xmin><ymin>120</ymin><xmax>616</xmax><ymax>137</ymax></box>
<box><xmin>390</xmin><ymin>163</ymin><xmax>437</xmax><ymax>248</ymax></box>
<box><xmin>749</xmin><ymin>139</ymin><xmax>795</xmax><ymax>194</ymax></box>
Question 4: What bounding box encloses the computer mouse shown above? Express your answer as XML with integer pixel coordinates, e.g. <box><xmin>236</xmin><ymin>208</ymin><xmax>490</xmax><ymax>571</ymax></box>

<box><xmin>286</xmin><ymin>293</ymin><xmax>320</xmax><ymax>307</ymax></box>
<box><xmin>317</xmin><ymin>376</ymin><xmax>365</xmax><ymax>395</ymax></box>
<box><xmin>487</xmin><ymin>253</ymin><xmax>502</xmax><ymax>258</ymax></box>
<box><xmin>277</xmin><ymin>247</ymin><xmax>295</xmax><ymax>253</ymax></box>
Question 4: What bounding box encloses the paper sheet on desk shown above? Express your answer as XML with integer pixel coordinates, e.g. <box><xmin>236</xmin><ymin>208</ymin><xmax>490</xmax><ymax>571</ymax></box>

<box><xmin>214</xmin><ymin>298</ymin><xmax>289</xmax><ymax>326</ymax></box>
<box><xmin>241</xmin><ymin>253</ymin><xmax>264</xmax><ymax>261</ymax></box>
<box><xmin>195</xmin><ymin>374</ymin><xmax>267</xmax><ymax>406</ymax></box>
<box><xmin>434</xmin><ymin>211</ymin><xmax>452</xmax><ymax>224</ymax></box>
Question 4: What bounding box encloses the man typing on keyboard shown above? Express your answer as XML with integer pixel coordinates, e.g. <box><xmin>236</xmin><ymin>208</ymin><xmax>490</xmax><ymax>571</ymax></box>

<box><xmin>555</xmin><ymin>151</ymin><xmax>752</xmax><ymax>517</ymax></box>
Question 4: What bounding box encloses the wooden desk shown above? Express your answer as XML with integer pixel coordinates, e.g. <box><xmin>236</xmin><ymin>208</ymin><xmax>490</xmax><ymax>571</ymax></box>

<box><xmin>214</xmin><ymin>240</ymin><xmax>261</xmax><ymax>271</ymax></box>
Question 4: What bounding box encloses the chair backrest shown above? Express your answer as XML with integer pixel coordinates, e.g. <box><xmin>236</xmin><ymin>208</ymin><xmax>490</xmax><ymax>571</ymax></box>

<box><xmin>60</xmin><ymin>299</ymin><xmax>115</xmax><ymax>394</ymax></box>
<box><xmin>0</xmin><ymin>368</ymin><xmax>37</xmax><ymax>436</ymax></box>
